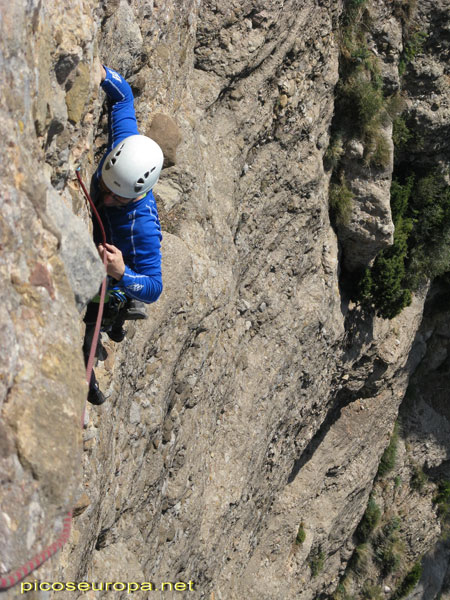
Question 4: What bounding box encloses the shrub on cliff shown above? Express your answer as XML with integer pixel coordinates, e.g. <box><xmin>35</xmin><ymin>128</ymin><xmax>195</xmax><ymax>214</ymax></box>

<box><xmin>356</xmin><ymin>496</ymin><xmax>381</xmax><ymax>542</ymax></box>
<box><xmin>433</xmin><ymin>480</ymin><xmax>450</xmax><ymax>530</ymax></box>
<box><xmin>309</xmin><ymin>548</ymin><xmax>325</xmax><ymax>577</ymax></box>
<box><xmin>377</xmin><ymin>422</ymin><xmax>400</xmax><ymax>478</ymax></box>
<box><xmin>405</xmin><ymin>172</ymin><xmax>450</xmax><ymax>288</ymax></box>
<box><xmin>296</xmin><ymin>522</ymin><xmax>306</xmax><ymax>545</ymax></box>
<box><xmin>398</xmin><ymin>31</ymin><xmax>428</xmax><ymax>76</ymax></box>
<box><xmin>358</xmin><ymin>212</ymin><xmax>412</xmax><ymax>319</ymax></box>
<box><xmin>391</xmin><ymin>561</ymin><xmax>422</xmax><ymax>599</ymax></box>
<box><xmin>372</xmin><ymin>517</ymin><xmax>403</xmax><ymax>577</ymax></box>
<box><xmin>356</xmin><ymin>171</ymin><xmax>450</xmax><ymax>319</ymax></box>
<box><xmin>329</xmin><ymin>175</ymin><xmax>354</xmax><ymax>225</ymax></box>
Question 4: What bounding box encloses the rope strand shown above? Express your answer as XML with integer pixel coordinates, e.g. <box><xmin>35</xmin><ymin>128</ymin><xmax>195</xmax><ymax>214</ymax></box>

<box><xmin>0</xmin><ymin>170</ymin><xmax>107</xmax><ymax>590</ymax></box>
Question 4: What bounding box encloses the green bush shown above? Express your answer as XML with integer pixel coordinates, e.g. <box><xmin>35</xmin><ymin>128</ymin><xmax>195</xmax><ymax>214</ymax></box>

<box><xmin>333</xmin><ymin>582</ymin><xmax>355</xmax><ymax>600</ymax></box>
<box><xmin>329</xmin><ymin>175</ymin><xmax>354</xmax><ymax>225</ymax></box>
<box><xmin>369</xmin><ymin>130</ymin><xmax>391</xmax><ymax>169</ymax></box>
<box><xmin>372</xmin><ymin>517</ymin><xmax>403</xmax><ymax>577</ymax></box>
<box><xmin>356</xmin><ymin>172</ymin><xmax>450</xmax><ymax>318</ymax></box>
<box><xmin>434</xmin><ymin>480</ymin><xmax>450</xmax><ymax>505</ymax></box>
<box><xmin>350</xmin><ymin>543</ymin><xmax>370</xmax><ymax>576</ymax></box>
<box><xmin>309</xmin><ymin>549</ymin><xmax>325</xmax><ymax>577</ymax></box>
<box><xmin>392</xmin><ymin>116</ymin><xmax>412</xmax><ymax>149</ymax></box>
<box><xmin>383</xmin><ymin>516</ymin><xmax>402</xmax><ymax>538</ymax></box>
<box><xmin>377</xmin><ymin>422</ymin><xmax>400</xmax><ymax>477</ymax></box>
<box><xmin>325</xmin><ymin>134</ymin><xmax>345</xmax><ymax>170</ymax></box>
<box><xmin>361</xmin><ymin>213</ymin><xmax>413</xmax><ymax>319</ymax></box>
<box><xmin>390</xmin><ymin>177</ymin><xmax>414</xmax><ymax>221</ymax></box>
<box><xmin>433</xmin><ymin>480</ymin><xmax>450</xmax><ymax>522</ymax></box>
<box><xmin>411</xmin><ymin>464</ymin><xmax>428</xmax><ymax>492</ymax></box>
<box><xmin>296</xmin><ymin>523</ymin><xmax>306</xmax><ymax>545</ymax></box>
<box><xmin>361</xmin><ymin>582</ymin><xmax>383</xmax><ymax>600</ymax></box>
<box><xmin>399</xmin><ymin>31</ymin><xmax>427</xmax><ymax>75</ymax></box>
<box><xmin>356</xmin><ymin>496</ymin><xmax>381</xmax><ymax>542</ymax></box>
<box><xmin>373</xmin><ymin>538</ymin><xmax>401</xmax><ymax>576</ymax></box>
<box><xmin>356</xmin><ymin>179</ymin><xmax>414</xmax><ymax>319</ymax></box>
<box><xmin>392</xmin><ymin>562</ymin><xmax>422</xmax><ymax>599</ymax></box>
<box><xmin>406</xmin><ymin>172</ymin><xmax>450</xmax><ymax>287</ymax></box>
<box><xmin>343</xmin><ymin>0</ymin><xmax>368</xmax><ymax>27</ymax></box>
<box><xmin>379</xmin><ymin>546</ymin><xmax>401</xmax><ymax>576</ymax></box>
<box><xmin>339</xmin><ymin>73</ymin><xmax>385</xmax><ymax>135</ymax></box>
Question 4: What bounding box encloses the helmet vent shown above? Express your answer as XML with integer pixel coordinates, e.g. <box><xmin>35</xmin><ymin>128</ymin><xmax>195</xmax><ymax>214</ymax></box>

<box><xmin>150</xmin><ymin>167</ymin><xmax>156</xmax><ymax>173</ymax></box>
<box><xmin>144</xmin><ymin>171</ymin><xmax>150</xmax><ymax>179</ymax></box>
<box><xmin>111</xmin><ymin>158</ymin><xmax>117</xmax><ymax>166</ymax></box>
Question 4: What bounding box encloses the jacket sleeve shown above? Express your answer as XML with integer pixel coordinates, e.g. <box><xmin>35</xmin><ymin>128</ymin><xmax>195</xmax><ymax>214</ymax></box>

<box><xmin>101</xmin><ymin>66</ymin><xmax>139</xmax><ymax>150</ymax></box>
<box><xmin>117</xmin><ymin>265</ymin><xmax>163</xmax><ymax>304</ymax></box>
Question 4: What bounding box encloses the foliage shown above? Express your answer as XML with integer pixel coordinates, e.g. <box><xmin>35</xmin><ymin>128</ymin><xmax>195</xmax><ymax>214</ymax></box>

<box><xmin>325</xmin><ymin>134</ymin><xmax>345</xmax><ymax>171</ymax></box>
<box><xmin>411</xmin><ymin>464</ymin><xmax>428</xmax><ymax>492</ymax></box>
<box><xmin>364</xmin><ymin>124</ymin><xmax>391</xmax><ymax>169</ymax></box>
<box><xmin>372</xmin><ymin>518</ymin><xmax>403</xmax><ymax>577</ymax></box>
<box><xmin>358</xmin><ymin>213</ymin><xmax>412</xmax><ymax>319</ymax></box>
<box><xmin>433</xmin><ymin>480</ymin><xmax>450</xmax><ymax>524</ymax></box>
<box><xmin>391</xmin><ymin>562</ymin><xmax>422</xmax><ymax>599</ymax></box>
<box><xmin>309</xmin><ymin>549</ymin><xmax>325</xmax><ymax>577</ymax></box>
<box><xmin>361</xmin><ymin>582</ymin><xmax>383</xmax><ymax>600</ymax></box>
<box><xmin>333</xmin><ymin>581</ymin><xmax>355</xmax><ymax>600</ymax></box>
<box><xmin>339</xmin><ymin>74</ymin><xmax>385</xmax><ymax>134</ymax></box>
<box><xmin>348</xmin><ymin>543</ymin><xmax>369</xmax><ymax>577</ymax></box>
<box><xmin>383</xmin><ymin>516</ymin><xmax>402</xmax><ymax>538</ymax></box>
<box><xmin>356</xmin><ymin>171</ymin><xmax>450</xmax><ymax>319</ymax></box>
<box><xmin>392</xmin><ymin>117</ymin><xmax>412</xmax><ymax>149</ymax></box>
<box><xmin>329</xmin><ymin>175</ymin><xmax>354</xmax><ymax>225</ymax></box>
<box><xmin>392</xmin><ymin>0</ymin><xmax>418</xmax><ymax>23</ymax></box>
<box><xmin>434</xmin><ymin>480</ymin><xmax>450</xmax><ymax>506</ymax></box>
<box><xmin>356</xmin><ymin>496</ymin><xmax>381</xmax><ymax>542</ymax></box>
<box><xmin>342</xmin><ymin>0</ymin><xmax>368</xmax><ymax>28</ymax></box>
<box><xmin>399</xmin><ymin>31</ymin><xmax>428</xmax><ymax>75</ymax></box>
<box><xmin>377</xmin><ymin>422</ymin><xmax>400</xmax><ymax>478</ymax></box>
<box><xmin>333</xmin><ymin>0</ymin><xmax>393</xmax><ymax>170</ymax></box>
<box><xmin>390</xmin><ymin>178</ymin><xmax>414</xmax><ymax>222</ymax></box>
<box><xmin>405</xmin><ymin>172</ymin><xmax>450</xmax><ymax>287</ymax></box>
<box><xmin>296</xmin><ymin>523</ymin><xmax>306</xmax><ymax>545</ymax></box>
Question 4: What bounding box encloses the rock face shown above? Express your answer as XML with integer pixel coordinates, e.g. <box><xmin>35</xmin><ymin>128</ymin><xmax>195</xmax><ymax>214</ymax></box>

<box><xmin>1</xmin><ymin>1</ymin><xmax>449</xmax><ymax>599</ymax></box>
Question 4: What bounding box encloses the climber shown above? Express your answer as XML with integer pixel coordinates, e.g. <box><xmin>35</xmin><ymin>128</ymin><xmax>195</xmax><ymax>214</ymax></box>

<box><xmin>84</xmin><ymin>64</ymin><xmax>164</xmax><ymax>406</ymax></box>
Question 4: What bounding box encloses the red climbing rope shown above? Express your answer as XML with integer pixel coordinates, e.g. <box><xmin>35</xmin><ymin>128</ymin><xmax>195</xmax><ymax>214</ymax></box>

<box><xmin>0</xmin><ymin>513</ymin><xmax>72</xmax><ymax>590</ymax></box>
<box><xmin>75</xmin><ymin>168</ymin><xmax>108</xmax><ymax>389</ymax></box>
<box><xmin>0</xmin><ymin>170</ymin><xmax>107</xmax><ymax>590</ymax></box>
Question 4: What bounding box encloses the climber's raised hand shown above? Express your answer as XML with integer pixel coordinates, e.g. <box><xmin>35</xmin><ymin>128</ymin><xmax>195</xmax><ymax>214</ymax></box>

<box><xmin>98</xmin><ymin>243</ymin><xmax>125</xmax><ymax>280</ymax></box>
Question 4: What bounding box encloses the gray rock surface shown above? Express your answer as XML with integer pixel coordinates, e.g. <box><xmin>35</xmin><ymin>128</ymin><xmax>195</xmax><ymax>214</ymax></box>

<box><xmin>46</xmin><ymin>189</ymin><xmax>104</xmax><ymax>311</ymax></box>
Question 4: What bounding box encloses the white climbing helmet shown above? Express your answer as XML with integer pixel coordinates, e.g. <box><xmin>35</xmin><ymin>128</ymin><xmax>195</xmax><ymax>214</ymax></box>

<box><xmin>101</xmin><ymin>135</ymin><xmax>164</xmax><ymax>198</ymax></box>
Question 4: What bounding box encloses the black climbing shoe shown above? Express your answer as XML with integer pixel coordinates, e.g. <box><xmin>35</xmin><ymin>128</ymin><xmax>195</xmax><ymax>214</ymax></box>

<box><xmin>87</xmin><ymin>380</ymin><xmax>106</xmax><ymax>406</ymax></box>
<box><xmin>106</xmin><ymin>324</ymin><xmax>127</xmax><ymax>343</ymax></box>
<box><xmin>96</xmin><ymin>341</ymin><xmax>108</xmax><ymax>361</ymax></box>
<box><xmin>123</xmin><ymin>299</ymin><xmax>147</xmax><ymax>320</ymax></box>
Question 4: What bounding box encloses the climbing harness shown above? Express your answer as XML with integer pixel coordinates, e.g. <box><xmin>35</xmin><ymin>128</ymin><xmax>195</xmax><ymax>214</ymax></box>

<box><xmin>0</xmin><ymin>169</ymin><xmax>107</xmax><ymax>590</ymax></box>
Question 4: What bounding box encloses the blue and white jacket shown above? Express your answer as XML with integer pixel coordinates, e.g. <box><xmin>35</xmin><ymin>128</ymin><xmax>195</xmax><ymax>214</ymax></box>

<box><xmin>94</xmin><ymin>66</ymin><xmax>163</xmax><ymax>304</ymax></box>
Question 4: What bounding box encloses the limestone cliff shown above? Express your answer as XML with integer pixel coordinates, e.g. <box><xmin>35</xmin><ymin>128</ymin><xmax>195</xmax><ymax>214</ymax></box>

<box><xmin>1</xmin><ymin>1</ymin><xmax>449</xmax><ymax>599</ymax></box>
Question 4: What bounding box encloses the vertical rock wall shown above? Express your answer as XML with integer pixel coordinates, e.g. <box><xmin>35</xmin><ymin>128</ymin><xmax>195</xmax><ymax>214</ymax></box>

<box><xmin>1</xmin><ymin>0</ymin><xmax>449</xmax><ymax>599</ymax></box>
<box><xmin>0</xmin><ymin>0</ymin><xmax>103</xmax><ymax>588</ymax></box>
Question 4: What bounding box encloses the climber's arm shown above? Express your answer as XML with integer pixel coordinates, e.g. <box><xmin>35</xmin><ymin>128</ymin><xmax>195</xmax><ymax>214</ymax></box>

<box><xmin>101</xmin><ymin>66</ymin><xmax>139</xmax><ymax>148</ymax></box>
<box><xmin>98</xmin><ymin>243</ymin><xmax>163</xmax><ymax>304</ymax></box>
<box><xmin>119</xmin><ymin>265</ymin><xmax>163</xmax><ymax>304</ymax></box>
